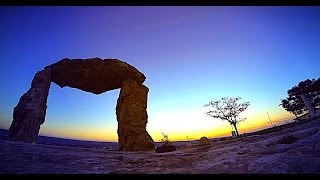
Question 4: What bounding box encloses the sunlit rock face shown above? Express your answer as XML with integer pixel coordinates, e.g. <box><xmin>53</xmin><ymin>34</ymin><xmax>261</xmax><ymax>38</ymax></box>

<box><xmin>9</xmin><ymin>58</ymin><xmax>155</xmax><ymax>151</ymax></box>
<box><xmin>116</xmin><ymin>80</ymin><xmax>155</xmax><ymax>151</ymax></box>
<box><xmin>9</xmin><ymin>68</ymin><xmax>51</xmax><ymax>143</ymax></box>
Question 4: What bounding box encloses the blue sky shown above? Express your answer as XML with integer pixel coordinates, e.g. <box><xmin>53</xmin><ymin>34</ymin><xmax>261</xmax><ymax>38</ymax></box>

<box><xmin>0</xmin><ymin>6</ymin><xmax>319</xmax><ymax>141</ymax></box>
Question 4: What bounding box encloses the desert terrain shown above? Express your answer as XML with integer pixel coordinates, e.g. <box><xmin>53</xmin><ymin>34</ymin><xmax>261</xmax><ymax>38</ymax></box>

<box><xmin>1</xmin><ymin>118</ymin><xmax>320</xmax><ymax>174</ymax></box>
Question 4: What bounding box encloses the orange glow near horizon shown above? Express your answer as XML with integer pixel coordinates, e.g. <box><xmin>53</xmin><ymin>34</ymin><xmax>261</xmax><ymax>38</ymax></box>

<box><xmin>0</xmin><ymin>97</ymin><xmax>297</xmax><ymax>143</ymax></box>
<box><xmin>34</xmin><ymin>107</ymin><xmax>295</xmax><ymax>142</ymax></box>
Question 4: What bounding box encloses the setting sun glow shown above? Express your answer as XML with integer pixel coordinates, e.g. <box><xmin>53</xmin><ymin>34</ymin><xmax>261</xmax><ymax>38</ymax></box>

<box><xmin>0</xmin><ymin>6</ymin><xmax>319</xmax><ymax>142</ymax></box>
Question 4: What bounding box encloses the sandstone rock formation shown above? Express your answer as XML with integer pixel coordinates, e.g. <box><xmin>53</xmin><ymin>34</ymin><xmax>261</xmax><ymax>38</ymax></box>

<box><xmin>9</xmin><ymin>68</ymin><xmax>52</xmax><ymax>143</ymax></box>
<box><xmin>47</xmin><ymin>58</ymin><xmax>145</xmax><ymax>94</ymax></box>
<box><xmin>116</xmin><ymin>80</ymin><xmax>154</xmax><ymax>151</ymax></box>
<box><xmin>199</xmin><ymin>136</ymin><xmax>210</xmax><ymax>146</ymax></box>
<box><xmin>9</xmin><ymin>58</ymin><xmax>155</xmax><ymax>151</ymax></box>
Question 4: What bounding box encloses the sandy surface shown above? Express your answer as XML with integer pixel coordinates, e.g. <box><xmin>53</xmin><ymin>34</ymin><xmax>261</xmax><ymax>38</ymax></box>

<box><xmin>1</xmin><ymin>119</ymin><xmax>320</xmax><ymax>174</ymax></box>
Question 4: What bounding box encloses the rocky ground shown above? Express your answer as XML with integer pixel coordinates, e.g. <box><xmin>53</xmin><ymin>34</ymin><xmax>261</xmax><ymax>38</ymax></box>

<box><xmin>1</xmin><ymin>118</ymin><xmax>320</xmax><ymax>174</ymax></box>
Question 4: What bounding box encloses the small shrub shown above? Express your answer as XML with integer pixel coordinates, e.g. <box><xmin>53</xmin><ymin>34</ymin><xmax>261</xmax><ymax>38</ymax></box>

<box><xmin>160</xmin><ymin>132</ymin><xmax>170</xmax><ymax>146</ymax></box>
<box><xmin>157</xmin><ymin>132</ymin><xmax>176</xmax><ymax>153</ymax></box>
<box><xmin>277</xmin><ymin>135</ymin><xmax>298</xmax><ymax>144</ymax></box>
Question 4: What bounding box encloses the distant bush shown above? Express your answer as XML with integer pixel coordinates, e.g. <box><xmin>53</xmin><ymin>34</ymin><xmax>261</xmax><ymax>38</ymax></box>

<box><xmin>160</xmin><ymin>132</ymin><xmax>170</xmax><ymax>146</ymax></box>
<box><xmin>157</xmin><ymin>132</ymin><xmax>176</xmax><ymax>153</ymax></box>
<box><xmin>277</xmin><ymin>135</ymin><xmax>298</xmax><ymax>144</ymax></box>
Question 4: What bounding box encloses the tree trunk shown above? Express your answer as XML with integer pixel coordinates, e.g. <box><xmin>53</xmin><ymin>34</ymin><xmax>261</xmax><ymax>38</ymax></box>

<box><xmin>233</xmin><ymin>124</ymin><xmax>240</xmax><ymax>137</ymax></box>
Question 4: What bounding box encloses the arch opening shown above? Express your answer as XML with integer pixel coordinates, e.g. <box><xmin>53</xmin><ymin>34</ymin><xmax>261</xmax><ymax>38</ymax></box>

<box><xmin>42</xmin><ymin>83</ymin><xmax>119</xmax><ymax>142</ymax></box>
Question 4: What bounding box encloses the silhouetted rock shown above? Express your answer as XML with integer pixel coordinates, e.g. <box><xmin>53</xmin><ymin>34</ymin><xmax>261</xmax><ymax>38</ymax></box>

<box><xmin>156</xmin><ymin>145</ymin><xmax>176</xmax><ymax>153</ymax></box>
<box><xmin>47</xmin><ymin>58</ymin><xmax>145</xmax><ymax>94</ymax></box>
<box><xmin>116</xmin><ymin>80</ymin><xmax>155</xmax><ymax>151</ymax></box>
<box><xmin>9</xmin><ymin>58</ymin><xmax>155</xmax><ymax>151</ymax></box>
<box><xmin>199</xmin><ymin>136</ymin><xmax>210</xmax><ymax>146</ymax></box>
<box><xmin>9</xmin><ymin>68</ymin><xmax>51</xmax><ymax>142</ymax></box>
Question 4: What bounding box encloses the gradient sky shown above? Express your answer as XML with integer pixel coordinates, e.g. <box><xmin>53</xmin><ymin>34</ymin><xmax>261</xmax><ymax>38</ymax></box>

<box><xmin>0</xmin><ymin>6</ymin><xmax>319</xmax><ymax>142</ymax></box>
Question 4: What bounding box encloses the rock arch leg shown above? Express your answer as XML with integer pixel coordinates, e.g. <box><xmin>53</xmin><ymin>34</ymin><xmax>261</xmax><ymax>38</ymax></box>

<box><xmin>9</xmin><ymin>68</ymin><xmax>51</xmax><ymax>143</ymax></box>
<box><xmin>116</xmin><ymin>80</ymin><xmax>155</xmax><ymax>151</ymax></box>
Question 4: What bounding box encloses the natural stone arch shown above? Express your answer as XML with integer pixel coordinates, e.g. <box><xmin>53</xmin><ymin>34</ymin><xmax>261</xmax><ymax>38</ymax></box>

<box><xmin>8</xmin><ymin>58</ymin><xmax>155</xmax><ymax>151</ymax></box>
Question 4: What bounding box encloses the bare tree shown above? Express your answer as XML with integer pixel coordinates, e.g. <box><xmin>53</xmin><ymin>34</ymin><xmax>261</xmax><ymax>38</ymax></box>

<box><xmin>204</xmin><ymin>97</ymin><xmax>250</xmax><ymax>137</ymax></box>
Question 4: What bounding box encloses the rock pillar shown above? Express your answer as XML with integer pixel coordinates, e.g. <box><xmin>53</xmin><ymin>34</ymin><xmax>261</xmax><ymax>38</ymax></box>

<box><xmin>116</xmin><ymin>80</ymin><xmax>155</xmax><ymax>151</ymax></box>
<box><xmin>9</xmin><ymin>68</ymin><xmax>51</xmax><ymax>142</ymax></box>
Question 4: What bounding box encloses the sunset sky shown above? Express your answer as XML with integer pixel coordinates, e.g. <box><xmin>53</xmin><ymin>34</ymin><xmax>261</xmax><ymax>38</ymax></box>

<box><xmin>0</xmin><ymin>7</ymin><xmax>319</xmax><ymax>142</ymax></box>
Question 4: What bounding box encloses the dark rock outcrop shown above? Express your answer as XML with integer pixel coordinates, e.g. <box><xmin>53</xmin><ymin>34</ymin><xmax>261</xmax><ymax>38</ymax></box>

<box><xmin>156</xmin><ymin>145</ymin><xmax>177</xmax><ymax>153</ymax></box>
<box><xmin>9</xmin><ymin>58</ymin><xmax>155</xmax><ymax>151</ymax></box>
<box><xmin>9</xmin><ymin>68</ymin><xmax>51</xmax><ymax>142</ymax></box>
<box><xmin>116</xmin><ymin>80</ymin><xmax>155</xmax><ymax>151</ymax></box>
<box><xmin>47</xmin><ymin>58</ymin><xmax>145</xmax><ymax>94</ymax></box>
<box><xmin>199</xmin><ymin>136</ymin><xmax>210</xmax><ymax>146</ymax></box>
